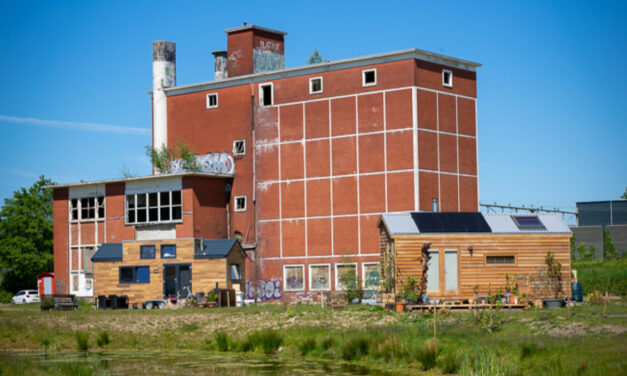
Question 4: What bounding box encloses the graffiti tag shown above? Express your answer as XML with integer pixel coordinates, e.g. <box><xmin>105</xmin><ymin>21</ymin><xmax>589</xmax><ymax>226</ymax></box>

<box><xmin>246</xmin><ymin>279</ymin><xmax>282</xmax><ymax>300</ymax></box>
<box><xmin>169</xmin><ymin>152</ymin><xmax>234</xmax><ymax>175</ymax></box>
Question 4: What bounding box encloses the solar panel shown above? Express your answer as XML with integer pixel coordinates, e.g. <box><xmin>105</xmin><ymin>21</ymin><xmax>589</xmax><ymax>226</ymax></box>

<box><xmin>512</xmin><ymin>216</ymin><xmax>545</xmax><ymax>230</ymax></box>
<box><xmin>410</xmin><ymin>212</ymin><xmax>492</xmax><ymax>233</ymax></box>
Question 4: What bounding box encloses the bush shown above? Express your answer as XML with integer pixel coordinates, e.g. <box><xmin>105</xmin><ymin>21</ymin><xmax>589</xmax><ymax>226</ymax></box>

<box><xmin>299</xmin><ymin>337</ymin><xmax>316</xmax><ymax>355</ymax></box>
<box><xmin>40</xmin><ymin>296</ymin><xmax>55</xmax><ymax>310</ymax></box>
<box><xmin>75</xmin><ymin>332</ymin><xmax>90</xmax><ymax>351</ymax></box>
<box><xmin>341</xmin><ymin>337</ymin><xmax>370</xmax><ymax>360</ymax></box>
<box><xmin>414</xmin><ymin>341</ymin><xmax>437</xmax><ymax>370</ymax></box>
<box><xmin>96</xmin><ymin>331</ymin><xmax>110</xmax><ymax>348</ymax></box>
<box><xmin>0</xmin><ymin>289</ymin><xmax>12</xmax><ymax>304</ymax></box>
<box><xmin>215</xmin><ymin>331</ymin><xmax>229</xmax><ymax>351</ymax></box>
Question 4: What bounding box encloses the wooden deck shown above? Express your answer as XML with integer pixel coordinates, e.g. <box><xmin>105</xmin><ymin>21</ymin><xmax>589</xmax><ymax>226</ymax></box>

<box><xmin>406</xmin><ymin>302</ymin><xmax>530</xmax><ymax>311</ymax></box>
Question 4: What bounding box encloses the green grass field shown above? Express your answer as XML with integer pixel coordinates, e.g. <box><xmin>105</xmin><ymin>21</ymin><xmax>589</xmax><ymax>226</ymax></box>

<box><xmin>1</xmin><ymin>300</ymin><xmax>626</xmax><ymax>375</ymax></box>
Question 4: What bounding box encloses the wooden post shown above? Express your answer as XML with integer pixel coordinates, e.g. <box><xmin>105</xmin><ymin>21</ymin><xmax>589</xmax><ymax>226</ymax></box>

<box><xmin>433</xmin><ymin>302</ymin><xmax>437</xmax><ymax>355</ymax></box>
<box><xmin>227</xmin><ymin>290</ymin><xmax>231</xmax><ymax>307</ymax></box>
<box><xmin>567</xmin><ymin>296</ymin><xmax>571</xmax><ymax>319</ymax></box>
<box><xmin>604</xmin><ymin>291</ymin><xmax>608</xmax><ymax>315</ymax></box>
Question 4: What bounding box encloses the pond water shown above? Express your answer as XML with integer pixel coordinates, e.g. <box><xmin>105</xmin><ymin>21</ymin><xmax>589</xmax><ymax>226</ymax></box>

<box><xmin>12</xmin><ymin>351</ymin><xmax>417</xmax><ymax>375</ymax></box>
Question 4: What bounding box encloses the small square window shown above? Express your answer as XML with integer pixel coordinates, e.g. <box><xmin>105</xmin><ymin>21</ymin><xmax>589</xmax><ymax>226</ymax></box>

<box><xmin>140</xmin><ymin>245</ymin><xmax>156</xmax><ymax>259</ymax></box>
<box><xmin>442</xmin><ymin>69</ymin><xmax>453</xmax><ymax>88</ymax></box>
<box><xmin>230</xmin><ymin>264</ymin><xmax>241</xmax><ymax>282</ymax></box>
<box><xmin>362</xmin><ymin>69</ymin><xmax>376</xmax><ymax>87</ymax></box>
<box><xmin>206</xmin><ymin>93</ymin><xmax>218</xmax><ymax>109</ymax></box>
<box><xmin>233</xmin><ymin>140</ymin><xmax>245</xmax><ymax>156</ymax></box>
<box><xmin>259</xmin><ymin>83</ymin><xmax>273</xmax><ymax>106</ymax></box>
<box><xmin>234</xmin><ymin>196</ymin><xmax>246</xmax><ymax>212</ymax></box>
<box><xmin>309</xmin><ymin>77</ymin><xmax>323</xmax><ymax>94</ymax></box>
<box><xmin>161</xmin><ymin>244</ymin><xmax>176</xmax><ymax>259</ymax></box>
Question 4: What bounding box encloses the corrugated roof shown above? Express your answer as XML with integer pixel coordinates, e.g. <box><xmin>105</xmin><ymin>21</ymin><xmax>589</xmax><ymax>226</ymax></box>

<box><xmin>196</xmin><ymin>238</ymin><xmax>243</xmax><ymax>259</ymax></box>
<box><xmin>484</xmin><ymin>213</ymin><xmax>571</xmax><ymax>234</ymax></box>
<box><xmin>92</xmin><ymin>243</ymin><xmax>123</xmax><ymax>262</ymax></box>
<box><xmin>379</xmin><ymin>213</ymin><xmax>419</xmax><ymax>235</ymax></box>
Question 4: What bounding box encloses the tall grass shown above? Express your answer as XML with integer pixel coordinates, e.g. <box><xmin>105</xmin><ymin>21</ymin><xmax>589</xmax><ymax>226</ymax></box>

<box><xmin>413</xmin><ymin>340</ymin><xmax>437</xmax><ymax>370</ymax></box>
<box><xmin>573</xmin><ymin>258</ymin><xmax>627</xmax><ymax>295</ymax></box>
<box><xmin>75</xmin><ymin>332</ymin><xmax>90</xmax><ymax>351</ymax></box>
<box><xmin>298</xmin><ymin>337</ymin><xmax>316</xmax><ymax>355</ymax></box>
<box><xmin>215</xmin><ymin>331</ymin><xmax>229</xmax><ymax>352</ymax></box>
<box><xmin>96</xmin><ymin>331</ymin><xmax>110</xmax><ymax>348</ymax></box>
<box><xmin>246</xmin><ymin>329</ymin><xmax>283</xmax><ymax>354</ymax></box>
<box><xmin>340</xmin><ymin>336</ymin><xmax>369</xmax><ymax>360</ymax></box>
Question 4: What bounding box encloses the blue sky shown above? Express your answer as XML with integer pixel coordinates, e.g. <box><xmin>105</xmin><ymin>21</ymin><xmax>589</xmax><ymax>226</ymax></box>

<box><xmin>1</xmin><ymin>1</ymin><xmax>625</xmax><ymax>222</ymax></box>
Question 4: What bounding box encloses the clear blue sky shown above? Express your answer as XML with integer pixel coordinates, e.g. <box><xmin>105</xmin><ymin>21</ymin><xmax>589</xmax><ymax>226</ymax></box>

<box><xmin>1</xmin><ymin>1</ymin><xmax>625</xmax><ymax>221</ymax></box>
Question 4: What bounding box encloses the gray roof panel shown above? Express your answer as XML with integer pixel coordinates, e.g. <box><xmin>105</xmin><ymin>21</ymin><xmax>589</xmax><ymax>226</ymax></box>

<box><xmin>380</xmin><ymin>213</ymin><xmax>420</xmax><ymax>235</ymax></box>
<box><xmin>196</xmin><ymin>238</ymin><xmax>243</xmax><ymax>259</ymax></box>
<box><xmin>92</xmin><ymin>243</ymin><xmax>123</xmax><ymax>262</ymax></box>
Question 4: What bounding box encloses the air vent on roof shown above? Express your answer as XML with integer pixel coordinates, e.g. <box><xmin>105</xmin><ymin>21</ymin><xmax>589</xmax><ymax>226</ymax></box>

<box><xmin>512</xmin><ymin>216</ymin><xmax>545</xmax><ymax>230</ymax></box>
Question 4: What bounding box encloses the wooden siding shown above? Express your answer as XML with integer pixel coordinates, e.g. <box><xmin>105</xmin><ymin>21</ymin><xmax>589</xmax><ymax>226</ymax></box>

<box><xmin>93</xmin><ymin>239</ymin><xmax>245</xmax><ymax>305</ymax></box>
<box><xmin>387</xmin><ymin>233</ymin><xmax>571</xmax><ymax>300</ymax></box>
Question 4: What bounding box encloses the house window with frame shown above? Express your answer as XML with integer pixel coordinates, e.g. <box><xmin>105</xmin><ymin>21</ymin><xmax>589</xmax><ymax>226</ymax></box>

<box><xmin>442</xmin><ymin>69</ymin><xmax>453</xmax><ymax>88</ymax></box>
<box><xmin>71</xmin><ymin>196</ymin><xmax>104</xmax><ymax>221</ymax></box>
<box><xmin>230</xmin><ymin>264</ymin><xmax>241</xmax><ymax>282</ymax></box>
<box><xmin>259</xmin><ymin>83</ymin><xmax>273</xmax><ymax>106</ymax></box>
<box><xmin>161</xmin><ymin>244</ymin><xmax>176</xmax><ymax>259</ymax></box>
<box><xmin>362</xmin><ymin>263</ymin><xmax>381</xmax><ymax>290</ymax></box>
<box><xmin>233</xmin><ymin>140</ymin><xmax>245</xmax><ymax>156</ymax></box>
<box><xmin>486</xmin><ymin>255</ymin><xmax>516</xmax><ymax>265</ymax></box>
<box><xmin>309</xmin><ymin>77</ymin><xmax>323</xmax><ymax>94</ymax></box>
<box><xmin>119</xmin><ymin>266</ymin><xmax>150</xmax><ymax>284</ymax></box>
<box><xmin>284</xmin><ymin>265</ymin><xmax>304</xmax><ymax>291</ymax></box>
<box><xmin>234</xmin><ymin>196</ymin><xmax>246</xmax><ymax>212</ymax></box>
<box><xmin>126</xmin><ymin>190</ymin><xmax>182</xmax><ymax>224</ymax></box>
<box><xmin>362</xmin><ymin>69</ymin><xmax>377</xmax><ymax>87</ymax></box>
<box><xmin>206</xmin><ymin>93</ymin><xmax>218</xmax><ymax>109</ymax></box>
<box><xmin>140</xmin><ymin>245</ymin><xmax>156</xmax><ymax>259</ymax></box>
<box><xmin>335</xmin><ymin>263</ymin><xmax>357</xmax><ymax>291</ymax></box>
<box><xmin>309</xmin><ymin>264</ymin><xmax>330</xmax><ymax>291</ymax></box>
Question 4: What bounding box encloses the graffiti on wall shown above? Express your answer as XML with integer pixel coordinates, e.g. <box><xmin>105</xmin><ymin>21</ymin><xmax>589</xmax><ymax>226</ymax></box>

<box><xmin>253</xmin><ymin>40</ymin><xmax>284</xmax><ymax>73</ymax></box>
<box><xmin>169</xmin><ymin>152</ymin><xmax>234</xmax><ymax>175</ymax></box>
<box><xmin>246</xmin><ymin>279</ymin><xmax>282</xmax><ymax>300</ymax></box>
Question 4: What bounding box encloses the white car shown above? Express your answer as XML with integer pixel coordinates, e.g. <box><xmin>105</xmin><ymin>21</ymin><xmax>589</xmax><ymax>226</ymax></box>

<box><xmin>11</xmin><ymin>290</ymin><xmax>40</xmax><ymax>304</ymax></box>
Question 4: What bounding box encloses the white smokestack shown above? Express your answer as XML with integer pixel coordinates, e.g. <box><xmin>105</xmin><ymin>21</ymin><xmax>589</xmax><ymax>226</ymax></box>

<box><xmin>152</xmin><ymin>41</ymin><xmax>176</xmax><ymax>163</ymax></box>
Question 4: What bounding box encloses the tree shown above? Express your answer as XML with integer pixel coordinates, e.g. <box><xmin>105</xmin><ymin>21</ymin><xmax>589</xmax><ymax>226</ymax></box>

<box><xmin>0</xmin><ymin>176</ymin><xmax>54</xmax><ymax>292</ymax></box>
<box><xmin>145</xmin><ymin>139</ymin><xmax>202</xmax><ymax>174</ymax></box>
<box><xmin>307</xmin><ymin>48</ymin><xmax>328</xmax><ymax>64</ymax></box>
<box><xmin>603</xmin><ymin>227</ymin><xmax>619</xmax><ymax>260</ymax></box>
<box><xmin>622</xmin><ymin>186</ymin><xmax>627</xmax><ymax>200</ymax></box>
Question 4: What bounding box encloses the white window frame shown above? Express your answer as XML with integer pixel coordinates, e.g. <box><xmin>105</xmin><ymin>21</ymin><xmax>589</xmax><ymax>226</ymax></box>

<box><xmin>259</xmin><ymin>82</ymin><xmax>274</xmax><ymax>106</ymax></box>
<box><xmin>125</xmin><ymin>190</ymin><xmax>182</xmax><ymax>225</ymax></box>
<box><xmin>442</xmin><ymin>69</ymin><xmax>453</xmax><ymax>88</ymax></box>
<box><xmin>283</xmin><ymin>264</ymin><xmax>305</xmax><ymax>292</ymax></box>
<box><xmin>334</xmin><ymin>262</ymin><xmax>358</xmax><ymax>291</ymax></box>
<box><xmin>70</xmin><ymin>196</ymin><xmax>105</xmax><ymax>222</ymax></box>
<box><xmin>362</xmin><ymin>262</ymin><xmax>380</xmax><ymax>290</ymax></box>
<box><xmin>309</xmin><ymin>76</ymin><xmax>323</xmax><ymax>94</ymax></box>
<box><xmin>206</xmin><ymin>93</ymin><xmax>218</xmax><ymax>109</ymax></box>
<box><xmin>233</xmin><ymin>139</ymin><xmax>246</xmax><ymax>156</ymax></box>
<box><xmin>309</xmin><ymin>263</ymin><xmax>331</xmax><ymax>291</ymax></box>
<box><xmin>234</xmin><ymin>195</ymin><xmax>247</xmax><ymax>212</ymax></box>
<box><xmin>362</xmin><ymin>68</ymin><xmax>377</xmax><ymax>87</ymax></box>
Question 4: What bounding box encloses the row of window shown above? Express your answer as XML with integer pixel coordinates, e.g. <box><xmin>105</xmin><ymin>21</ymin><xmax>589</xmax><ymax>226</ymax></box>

<box><xmin>119</xmin><ymin>262</ymin><xmax>242</xmax><ymax>284</ymax></box>
<box><xmin>283</xmin><ymin>262</ymin><xmax>380</xmax><ymax>292</ymax></box>
<box><xmin>126</xmin><ymin>190</ymin><xmax>182</xmax><ymax>224</ymax></box>
<box><xmin>70</xmin><ymin>196</ymin><xmax>104</xmax><ymax>221</ymax></box>
<box><xmin>206</xmin><ymin>68</ymin><xmax>454</xmax><ymax>110</ymax></box>
<box><xmin>140</xmin><ymin>244</ymin><xmax>177</xmax><ymax>260</ymax></box>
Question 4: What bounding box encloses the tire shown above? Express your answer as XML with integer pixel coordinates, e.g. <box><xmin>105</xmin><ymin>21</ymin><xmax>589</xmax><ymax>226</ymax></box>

<box><xmin>158</xmin><ymin>301</ymin><xmax>166</xmax><ymax>309</ymax></box>
<box><xmin>145</xmin><ymin>301</ymin><xmax>154</xmax><ymax>310</ymax></box>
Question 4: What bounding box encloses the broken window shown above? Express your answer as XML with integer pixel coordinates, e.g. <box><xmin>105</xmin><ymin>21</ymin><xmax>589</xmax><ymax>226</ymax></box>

<box><xmin>126</xmin><ymin>190</ymin><xmax>182</xmax><ymax>225</ymax></box>
<box><xmin>260</xmin><ymin>83</ymin><xmax>273</xmax><ymax>106</ymax></box>
<box><xmin>442</xmin><ymin>69</ymin><xmax>453</xmax><ymax>88</ymax></box>
<box><xmin>335</xmin><ymin>263</ymin><xmax>357</xmax><ymax>291</ymax></box>
<box><xmin>82</xmin><ymin>247</ymin><xmax>95</xmax><ymax>274</ymax></box>
<box><xmin>284</xmin><ymin>265</ymin><xmax>304</xmax><ymax>291</ymax></box>
<box><xmin>362</xmin><ymin>69</ymin><xmax>376</xmax><ymax>86</ymax></box>
<box><xmin>71</xmin><ymin>199</ymin><xmax>79</xmax><ymax>220</ymax></box>
<box><xmin>309</xmin><ymin>264</ymin><xmax>330</xmax><ymax>291</ymax></box>
<box><xmin>362</xmin><ymin>263</ymin><xmax>380</xmax><ymax>290</ymax></box>
<box><xmin>233</xmin><ymin>140</ymin><xmax>245</xmax><ymax>156</ymax></box>
<box><xmin>206</xmin><ymin>93</ymin><xmax>218</xmax><ymax>109</ymax></box>
<box><xmin>234</xmin><ymin>196</ymin><xmax>246</xmax><ymax>212</ymax></box>
<box><xmin>71</xmin><ymin>196</ymin><xmax>104</xmax><ymax>221</ymax></box>
<box><xmin>309</xmin><ymin>77</ymin><xmax>323</xmax><ymax>94</ymax></box>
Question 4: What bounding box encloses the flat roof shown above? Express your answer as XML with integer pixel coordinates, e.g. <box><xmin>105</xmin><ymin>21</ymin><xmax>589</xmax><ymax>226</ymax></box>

<box><xmin>165</xmin><ymin>48</ymin><xmax>481</xmax><ymax>97</ymax></box>
<box><xmin>224</xmin><ymin>24</ymin><xmax>288</xmax><ymax>36</ymax></box>
<box><xmin>44</xmin><ymin>171</ymin><xmax>233</xmax><ymax>190</ymax></box>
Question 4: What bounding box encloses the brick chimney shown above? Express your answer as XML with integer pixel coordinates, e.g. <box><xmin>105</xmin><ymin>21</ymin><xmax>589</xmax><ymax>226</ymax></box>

<box><xmin>224</xmin><ymin>24</ymin><xmax>287</xmax><ymax>77</ymax></box>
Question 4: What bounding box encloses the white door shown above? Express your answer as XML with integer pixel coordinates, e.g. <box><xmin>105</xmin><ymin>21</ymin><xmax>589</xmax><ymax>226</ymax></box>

<box><xmin>444</xmin><ymin>250</ymin><xmax>458</xmax><ymax>291</ymax></box>
<box><xmin>426</xmin><ymin>250</ymin><xmax>439</xmax><ymax>292</ymax></box>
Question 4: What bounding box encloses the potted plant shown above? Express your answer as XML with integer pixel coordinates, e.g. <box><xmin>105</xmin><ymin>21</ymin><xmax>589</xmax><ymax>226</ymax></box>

<box><xmin>395</xmin><ymin>294</ymin><xmax>406</xmax><ymax>313</ymax></box>
<box><xmin>207</xmin><ymin>290</ymin><xmax>218</xmax><ymax>308</ymax></box>
<box><xmin>543</xmin><ymin>251</ymin><xmax>565</xmax><ymax>308</ymax></box>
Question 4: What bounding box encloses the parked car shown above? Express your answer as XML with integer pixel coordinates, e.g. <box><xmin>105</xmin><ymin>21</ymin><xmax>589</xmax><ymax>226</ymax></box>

<box><xmin>11</xmin><ymin>290</ymin><xmax>40</xmax><ymax>304</ymax></box>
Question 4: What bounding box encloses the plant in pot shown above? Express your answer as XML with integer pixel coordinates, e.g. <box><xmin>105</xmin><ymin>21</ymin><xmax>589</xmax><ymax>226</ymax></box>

<box><xmin>504</xmin><ymin>273</ymin><xmax>519</xmax><ymax>304</ymax></box>
<box><xmin>402</xmin><ymin>276</ymin><xmax>419</xmax><ymax>304</ymax></box>
<box><xmin>417</xmin><ymin>242</ymin><xmax>432</xmax><ymax>305</ymax></box>
<box><xmin>207</xmin><ymin>290</ymin><xmax>218</xmax><ymax>308</ymax></box>
<box><xmin>544</xmin><ymin>251</ymin><xmax>565</xmax><ymax>308</ymax></box>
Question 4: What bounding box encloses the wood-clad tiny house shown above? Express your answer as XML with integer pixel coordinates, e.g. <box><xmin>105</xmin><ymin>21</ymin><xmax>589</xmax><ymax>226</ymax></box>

<box><xmin>377</xmin><ymin>213</ymin><xmax>572</xmax><ymax>300</ymax></box>
<box><xmin>91</xmin><ymin>238</ymin><xmax>246</xmax><ymax>305</ymax></box>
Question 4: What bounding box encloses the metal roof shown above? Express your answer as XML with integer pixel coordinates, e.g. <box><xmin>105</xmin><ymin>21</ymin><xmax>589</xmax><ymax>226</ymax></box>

<box><xmin>43</xmin><ymin>171</ymin><xmax>232</xmax><ymax>190</ymax></box>
<box><xmin>196</xmin><ymin>238</ymin><xmax>245</xmax><ymax>259</ymax></box>
<box><xmin>379</xmin><ymin>212</ymin><xmax>571</xmax><ymax>235</ymax></box>
<box><xmin>92</xmin><ymin>243</ymin><xmax>123</xmax><ymax>262</ymax></box>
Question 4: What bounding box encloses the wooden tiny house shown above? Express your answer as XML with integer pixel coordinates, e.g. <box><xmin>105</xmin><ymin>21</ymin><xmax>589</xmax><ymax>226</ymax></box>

<box><xmin>378</xmin><ymin>213</ymin><xmax>571</xmax><ymax>300</ymax></box>
<box><xmin>92</xmin><ymin>238</ymin><xmax>246</xmax><ymax>305</ymax></box>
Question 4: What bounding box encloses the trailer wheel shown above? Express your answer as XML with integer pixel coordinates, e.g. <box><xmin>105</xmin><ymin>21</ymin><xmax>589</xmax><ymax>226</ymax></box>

<box><xmin>145</xmin><ymin>301</ymin><xmax>154</xmax><ymax>310</ymax></box>
<box><xmin>158</xmin><ymin>301</ymin><xmax>166</xmax><ymax>309</ymax></box>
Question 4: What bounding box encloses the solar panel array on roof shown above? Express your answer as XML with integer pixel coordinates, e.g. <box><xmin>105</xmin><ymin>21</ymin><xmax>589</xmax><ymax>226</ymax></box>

<box><xmin>410</xmin><ymin>212</ymin><xmax>492</xmax><ymax>233</ymax></box>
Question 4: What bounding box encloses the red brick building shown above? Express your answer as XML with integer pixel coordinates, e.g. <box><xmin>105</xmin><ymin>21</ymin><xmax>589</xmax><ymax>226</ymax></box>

<box><xmin>50</xmin><ymin>25</ymin><xmax>480</xmax><ymax>301</ymax></box>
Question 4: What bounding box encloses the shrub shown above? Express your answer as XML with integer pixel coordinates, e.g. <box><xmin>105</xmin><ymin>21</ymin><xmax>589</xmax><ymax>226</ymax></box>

<box><xmin>0</xmin><ymin>289</ymin><xmax>12</xmax><ymax>304</ymax></box>
<box><xmin>341</xmin><ymin>337</ymin><xmax>370</xmax><ymax>360</ymax></box>
<box><xmin>574</xmin><ymin>259</ymin><xmax>627</xmax><ymax>296</ymax></box>
<box><xmin>40</xmin><ymin>296</ymin><xmax>55</xmax><ymax>310</ymax></box>
<box><xmin>414</xmin><ymin>341</ymin><xmax>437</xmax><ymax>370</ymax></box>
<box><xmin>75</xmin><ymin>331</ymin><xmax>90</xmax><ymax>351</ymax></box>
<box><xmin>96</xmin><ymin>331</ymin><xmax>110</xmax><ymax>348</ymax></box>
<box><xmin>299</xmin><ymin>337</ymin><xmax>316</xmax><ymax>355</ymax></box>
<box><xmin>215</xmin><ymin>331</ymin><xmax>229</xmax><ymax>351</ymax></box>
<box><xmin>208</xmin><ymin>290</ymin><xmax>217</xmax><ymax>302</ymax></box>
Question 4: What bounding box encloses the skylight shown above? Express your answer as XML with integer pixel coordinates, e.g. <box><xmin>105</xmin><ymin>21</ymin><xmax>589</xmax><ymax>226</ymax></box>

<box><xmin>512</xmin><ymin>216</ymin><xmax>545</xmax><ymax>230</ymax></box>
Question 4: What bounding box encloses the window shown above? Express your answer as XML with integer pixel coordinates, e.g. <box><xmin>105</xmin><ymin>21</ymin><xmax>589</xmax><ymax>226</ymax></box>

<box><xmin>230</xmin><ymin>264</ymin><xmax>241</xmax><ymax>282</ymax></box>
<box><xmin>335</xmin><ymin>263</ymin><xmax>357</xmax><ymax>291</ymax></box>
<box><xmin>284</xmin><ymin>265</ymin><xmax>304</xmax><ymax>291</ymax></box>
<box><xmin>309</xmin><ymin>77</ymin><xmax>323</xmax><ymax>94</ymax></box>
<box><xmin>512</xmin><ymin>216</ymin><xmax>545</xmax><ymax>230</ymax></box>
<box><xmin>206</xmin><ymin>93</ymin><xmax>218</xmax><ymax>109</ymax></box>
<box><xmin>126</xmin><ymin>190</ymin><xmax>182</xmax><ymax>224</ymax></box>
<box><xmin>259</xmin><ymin>83</ymin><xmax>273</xmax><ymax>106</ymax></box>
<box><xmin>71</xmin><ymin>196</ymin><xmax>104</xmax><ymax>221</ymax></box>
<box><xmin>309</xmin><ymin>264</ymin><xmax>330</xmax><ymax>291</ymax></box>
<box><xmin>234</xmin><ymin>196</ymin><xmax>246</xmax><ymax>212</ymax></box>
<box><xmin>82</xmin><ymin>247</ymin><xmax>95</xmax><ymax>274</ymax></box>
<box><xmin>442</xmin><ymin>69</ymin><xmax>453</xmax><ymax>88</ymax></box>
<box><xmin>140</xmin><ymin>245</ymin><xmax>156</xmax><ymax>259</ymax></box>
<box><xmin>161</xmin><ymin>244</ymin><xmax>176</xmax><ymax>259</ymax></box>
<box><xmin>486</xmin><ymin>255</ymin><xmax>516</xmax><ymax>265</ymax></box>
<box><xmin>233</xmin><ymin>140</ymin><xmax>245</xmax><ymax>156</ymax></box>
<box><xmin>362</xmin><ymin>69</ymin><xmax>376</xmax><ymax>87</ymax></box>
<box><xmin>362</xmin><ymin>263</ymin><xmax>381</xmax><ymax>290</ymax></box>
<box><xmin>119</xmin><ymin>266</ymin><xmax>150</xmax><ymax>284</ymax></box>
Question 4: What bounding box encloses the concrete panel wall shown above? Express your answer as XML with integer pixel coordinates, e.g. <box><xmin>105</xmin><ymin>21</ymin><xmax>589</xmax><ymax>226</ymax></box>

<box><xmin>571</xmin><ymin>226</ymin><xmax>603</xmax><ymax>259</ymax></box>
<box><xmin>607</xmin><ymin>225</ymin><xmax>627</xmax><ymax>256</ymax></box>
